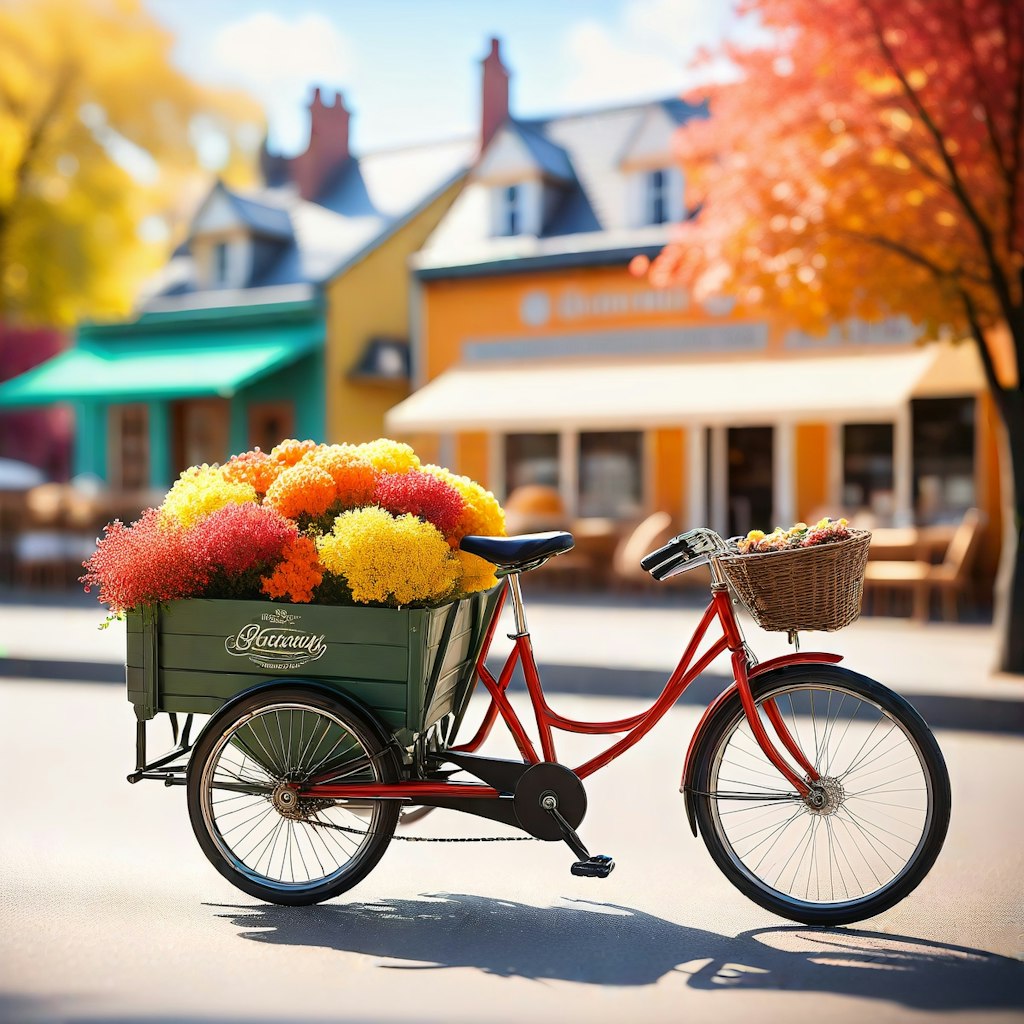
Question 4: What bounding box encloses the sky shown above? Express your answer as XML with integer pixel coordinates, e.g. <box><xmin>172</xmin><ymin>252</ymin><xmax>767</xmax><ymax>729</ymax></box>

<box><xmin>144</xmin><ymin>0</ymin><xmax>760</xmax><ymax>156</ymax></box>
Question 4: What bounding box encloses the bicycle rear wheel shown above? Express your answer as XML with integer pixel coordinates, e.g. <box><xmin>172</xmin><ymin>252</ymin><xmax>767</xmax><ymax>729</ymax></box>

<box><xmin>187</xmin><ymin>688</ymin><xmax>400</xmax><ymax>906</ymax></box>
<box><xmin>693</xmin><ymin>666</ymin><xmax>950</xmax><ymax>925</ymax></box>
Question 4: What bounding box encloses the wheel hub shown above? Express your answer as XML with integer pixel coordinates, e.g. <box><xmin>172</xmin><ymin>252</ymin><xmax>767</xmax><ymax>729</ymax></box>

<box><xmin>803</xmin><ymin>776</ymin><xmax>845</xmax><ymax>816</ymax></box>
<box><xmin>272</xmin><ymin>783</ymin><xmax>305</xmax><ymax>820</ymax></box>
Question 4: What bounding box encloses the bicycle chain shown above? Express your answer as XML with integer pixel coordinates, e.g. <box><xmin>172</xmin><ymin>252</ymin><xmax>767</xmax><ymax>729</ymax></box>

<box><xmin>306</xmin><ymin>817</ymin><xmax>537</xmax><ymax>842</ymax></box>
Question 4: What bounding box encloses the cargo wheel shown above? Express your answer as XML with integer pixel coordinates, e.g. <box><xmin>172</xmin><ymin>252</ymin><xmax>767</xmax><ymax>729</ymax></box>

<box><xmin>187</xmin><ymin>688</ymin><xmax>400</xmax><ymax>906</ymax></box>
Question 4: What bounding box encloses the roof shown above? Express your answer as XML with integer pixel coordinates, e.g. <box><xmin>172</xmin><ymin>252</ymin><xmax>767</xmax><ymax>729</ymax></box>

<box><xmin>144</xmin><ymin>136</ymin><xmax>476</xmax><ymax>312</ymax></box>
<box><xmin>386</xmin><ymin>349</ymin><xmax>949</xmax><ymax>433</ymax></box>
<box><xmin>418</xmin><ymin>96</ymin><xmax>703</xmax><ymax>275</ymax></box>
<box><xmin>510</xmin><ymin>122</ymin><xmax>575</xmax><ymax>182</ymax></box>
<box><xmin>226</xmin><ymin>189</ymin><xmax>294</xmax><ymax>239</ymax></box>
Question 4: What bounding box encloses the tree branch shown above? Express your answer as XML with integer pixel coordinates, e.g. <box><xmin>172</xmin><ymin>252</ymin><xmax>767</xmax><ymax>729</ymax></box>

<box><xmin>860</xmin><ymin>0</ymin><xmax>1017</xmax><ymax>321</ymax></box>
<box><xmin>1005</xmin><ymin>0</ymin><xmax>1024</xmax><ymax>259</ymax></box>
<box><xmin>832</xmin><ymin>227</ymin><xmax>986</xmax><ymax>284</ymax></box>
<box><xmin>953</xmin><ymin>0</ymin><xmax>1009</xmax><ymax>179</ymax></box>
<box><xmin>959</xmin><ymin>287</ymin><xmax>1012</xmax><ymax>422</ymax></box>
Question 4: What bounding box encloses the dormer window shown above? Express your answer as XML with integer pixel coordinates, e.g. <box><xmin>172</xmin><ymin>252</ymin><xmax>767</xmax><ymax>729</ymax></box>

<box><xmin>647</xmin><ymin>169</ymin><xmax>667</xmax><ymax>225</ymax></box>
<box><xmin>501</xmin><ymin>185</ymin><xmax>521</xmax><ymax>236</ymax></box>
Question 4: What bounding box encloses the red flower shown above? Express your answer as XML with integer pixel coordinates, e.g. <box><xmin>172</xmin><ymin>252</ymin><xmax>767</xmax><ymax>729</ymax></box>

<box><xmin>81</xmin><ymin>509</ymin><xmax>212</xmax><ymax>613</ymax></box>
<box><xmin>373</xmin><ymin>470</ymin><xmax>464</xmax><ymax>536</ymax></box>
<box><xmin>194</xmin><ymin>503</ymin><xmax>296</xmax><ymax>574</ymax></box>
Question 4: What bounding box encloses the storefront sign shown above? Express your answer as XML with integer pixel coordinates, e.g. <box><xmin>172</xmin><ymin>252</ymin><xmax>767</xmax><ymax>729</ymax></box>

<box><xmin>520</xmin><ymin>285</ymin><xmax>690</xmax><ymax>327</ymax></box>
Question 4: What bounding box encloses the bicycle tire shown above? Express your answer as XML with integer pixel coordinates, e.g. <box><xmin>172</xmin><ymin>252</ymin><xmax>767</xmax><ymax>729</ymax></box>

<box><xmin>692</xmin><ymin>665</ymin><xmax>950</xmax><ymax>926</ymax></box>
<box><xmin>186</xmin><ymin>687</ymin><xmax>400</xmax><ymax>906</ymax></box>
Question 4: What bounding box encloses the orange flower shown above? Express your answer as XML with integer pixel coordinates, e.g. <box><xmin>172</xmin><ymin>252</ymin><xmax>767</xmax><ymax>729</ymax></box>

<box><xmin>264</xmin><ymin>463</ymin><xmax>337</xmax><ymax>520</ymax></box>
<box><xmin>270</xmin><ymin>438</ymin><xmax>320</xmax><ymax>468</ymax></box>
<box><xmin>261</xmin><ymin>536</ymin><xmax>323</xmax><ymax>603</ymax></box>
<box><xmin>303</xmin><ymin>445</ymin><xmax>378</xmax><ymax>507</ymax></box>
<box><xmin>222</xmin><ymin>448</ymin><xmax>283</xmax><ymax>495</ymax></box>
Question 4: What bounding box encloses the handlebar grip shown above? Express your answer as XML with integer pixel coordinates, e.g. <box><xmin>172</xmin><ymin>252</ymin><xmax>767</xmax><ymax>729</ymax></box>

<box><xmin>640</xmin><ymin>537</ymin><xmax>681</xmax><ymax>572</ymax></box>
<box><xmin>648</xmin><ymin>550</ymin><xmax>690</xmax><ymax>581</ymax></box>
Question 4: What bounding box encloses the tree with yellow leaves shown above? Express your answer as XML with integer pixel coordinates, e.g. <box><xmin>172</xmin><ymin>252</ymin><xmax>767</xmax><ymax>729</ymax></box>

<box><xmin>649</xmin><ymin>0</ymin><xmax>1024</xmax><ymax>673</ymax></box>
<box><xmin>0</xmin><ymin>0</ymin><xmax>262</xmax><ymax>325</ymax></box>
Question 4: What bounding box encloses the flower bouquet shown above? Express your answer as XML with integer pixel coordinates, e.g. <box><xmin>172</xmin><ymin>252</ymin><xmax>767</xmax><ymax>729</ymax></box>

<box><xmin>83</xmin><ymin>437</ymin><xmax>506</xmax><ymax>615</ymax></box>
<box><xmin>87</xmin><ymin>439</ymin><xmax>508</xmax><ymax>741</ymax></box>
<box><xmin>720</xmin><ymin>518</ymin><xmax>871</xmax><ymax>633</ymax></box>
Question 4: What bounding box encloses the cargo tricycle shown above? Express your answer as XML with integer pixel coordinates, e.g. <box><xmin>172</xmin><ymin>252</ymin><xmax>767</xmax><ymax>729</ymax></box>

<box><xmin>124</xmin><ymin>527</ymin><xmax>950</xmax><ymax>925</ymax></box>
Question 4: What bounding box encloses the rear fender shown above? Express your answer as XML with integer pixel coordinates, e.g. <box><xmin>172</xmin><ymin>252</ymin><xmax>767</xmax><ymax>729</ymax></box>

<box><xmin>190</xmin><ymin>677</ymin><xmax>400</xmax><ymax>770</ymax></box>
<box><xmin>679</xmin><ymin>653</ymin><xmax>843</xmax><ymax>836</ymax></box>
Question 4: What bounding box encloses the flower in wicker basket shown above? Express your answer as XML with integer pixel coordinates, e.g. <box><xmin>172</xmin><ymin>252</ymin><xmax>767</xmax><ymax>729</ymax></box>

<box><xmin>722</xmin><ymin>518</ymin><xmax>871</xmax><ymax>632</ymax></box>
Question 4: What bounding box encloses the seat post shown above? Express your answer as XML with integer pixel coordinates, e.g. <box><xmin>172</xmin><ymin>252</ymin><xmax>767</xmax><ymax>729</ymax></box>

<box><xmin>506</xmin><ymin>572</ymin><xmax>530</xmax><ymax>638</ymax></box>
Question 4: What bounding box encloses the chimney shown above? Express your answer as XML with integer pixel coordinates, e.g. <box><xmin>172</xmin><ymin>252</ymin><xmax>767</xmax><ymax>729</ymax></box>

<box><xmin>292</xmin><ymin>88</ymin><xmax>351</xmax><ymax>201</ymax></box>
<box><xmin>480</xmin><ymin>38</ymin><xmax>509</xmax><ymax>152</ymax></box>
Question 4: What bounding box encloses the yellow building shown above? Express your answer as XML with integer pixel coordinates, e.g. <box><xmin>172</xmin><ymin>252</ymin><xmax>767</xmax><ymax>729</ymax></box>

<box><xmin>387</xmin><ymin>42</ymin><xmax>999</xmax><ymax>589</ymax></box>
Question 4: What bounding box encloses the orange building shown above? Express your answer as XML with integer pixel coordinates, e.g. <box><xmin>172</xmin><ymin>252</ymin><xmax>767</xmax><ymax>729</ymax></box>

<box><xmin>386</xmin><ymin>41</ymin><xmax>999</xmax><ymax>591</ymax></box>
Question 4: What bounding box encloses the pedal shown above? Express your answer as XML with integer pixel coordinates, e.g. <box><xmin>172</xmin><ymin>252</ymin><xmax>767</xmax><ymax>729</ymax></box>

<box><xmin>571</xmin><ymin>855</ymin><xmax>615</xmax><ymax>878</ymax></box>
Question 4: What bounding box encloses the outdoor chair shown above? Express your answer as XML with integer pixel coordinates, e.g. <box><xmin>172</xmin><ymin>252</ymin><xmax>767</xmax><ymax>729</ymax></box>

<box><xmin>863</xmin><ymin>507</ymin><xmax>985</xmax><ymax>622</ymax></box>
<box><xmin>610</xmin><ymin>510</ymin><xmax>675</xmax><ymax>591</ymax></box>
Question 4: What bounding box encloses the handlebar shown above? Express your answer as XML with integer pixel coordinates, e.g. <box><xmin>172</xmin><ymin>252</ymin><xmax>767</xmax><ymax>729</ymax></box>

<box><xmin>641</xmin><ymin>528</ymin><xmax>733</xmax><ymax>582</ymax></box>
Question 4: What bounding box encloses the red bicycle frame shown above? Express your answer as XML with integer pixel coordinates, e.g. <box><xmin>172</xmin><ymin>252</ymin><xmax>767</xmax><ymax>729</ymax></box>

<box><xmin>305</xmin><ymin>577</ymin><xmax>839</xmax><ymax>802</ymax></box>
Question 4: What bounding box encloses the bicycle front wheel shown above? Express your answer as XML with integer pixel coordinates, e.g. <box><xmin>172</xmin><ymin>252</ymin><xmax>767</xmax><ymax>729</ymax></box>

<box><xmin>187</xmin><ymin>688</ymin><xmax>400</xmax><ymax>906</ymax></box>
<box><xmin>693</xmin><ymin>666</ymin><xmax>950</xmax><ymax>925</ymax></box>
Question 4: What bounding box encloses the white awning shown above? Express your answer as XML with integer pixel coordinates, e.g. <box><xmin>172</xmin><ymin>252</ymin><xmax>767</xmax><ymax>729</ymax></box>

<box><xmin>387</xmin><ymin>348</ymin><xmax>948</xmax><ymax>433</ymax></box>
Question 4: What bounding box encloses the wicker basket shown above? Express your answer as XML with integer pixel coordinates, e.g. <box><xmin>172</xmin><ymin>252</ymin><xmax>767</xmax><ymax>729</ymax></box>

<box><xmin>719</xmin><ymin>530</ymin><xmax>872</xmax><ymax>632</ymax></box>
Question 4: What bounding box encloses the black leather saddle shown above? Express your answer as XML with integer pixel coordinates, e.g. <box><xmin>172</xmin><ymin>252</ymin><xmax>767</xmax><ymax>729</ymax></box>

<box><xmin>459</xmin><ymin>531</ymin><xmax>575</xmax><ymax>571</ymax></box>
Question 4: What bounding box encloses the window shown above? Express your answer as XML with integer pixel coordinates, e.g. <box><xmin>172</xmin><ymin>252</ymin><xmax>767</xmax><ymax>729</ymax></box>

<box><xmin>248</xmin><ymin>402</ymin><xmax>295</xmax><ymax>456</ymax></box>
<box><xmin>108</xmin><ymin>405</ymin><xmax>150</xmax><ymax>490</ymax></box>
<box><xmin>505</xmin><ymin>433</ymin><xmax>559</xmax><ymax>494</ymax></box>
<box><xmin>172</xmin><ymin>399</ymin><xmax>229</xmax><ymax>476</ymax></box>
<box><xmin>578</xmin><ymin>431</ymin><xmax>643</xmax><ymax>519</ymax></box>
<box><xmin>843</xmin><ymin>423</ymin><xmax>895</xmax><ymax>520</ymax></box>
<box><xmin>647</xmin><ymin>169</ymin><xmax>667</xmax><ymax>225</ymax></box>
<box><xmin>500</xmin><ymin>185</ymin><xmax>520</xmax><ymax>236</ymax></box>
<box><xmin>727</xmin><ymin>426</ymin><xmax>774</xmax><ymax>537</ymax></box>
<box><xmin>212</xmin><ymin>242</ymin><xmax>229</xmax><ymax>286</ymax></box>
<box><xmin>912</xmin><ymin>397</ymin><xmax>975</xmax><ymax>523</ymax></box>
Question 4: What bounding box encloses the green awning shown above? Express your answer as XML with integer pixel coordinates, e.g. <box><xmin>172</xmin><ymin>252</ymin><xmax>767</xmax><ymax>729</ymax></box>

<box><xmin>0</xmin><ymin>322</ymin><xmax>323</xmax><ymax>407</ymax></box>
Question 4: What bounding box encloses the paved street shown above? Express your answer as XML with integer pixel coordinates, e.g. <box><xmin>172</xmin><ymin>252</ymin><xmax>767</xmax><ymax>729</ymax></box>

<box><xmin>0</xmin><ymin>589</ymin><xmax>1022</xmax><ymax>1023</ymax></box>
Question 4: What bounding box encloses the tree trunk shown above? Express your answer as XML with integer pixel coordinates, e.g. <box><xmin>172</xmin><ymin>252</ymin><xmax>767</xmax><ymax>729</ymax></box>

<box><xmin>993</xmin><ymin>390</ymin><xmax>1024</xmax><ymax>675</ymax></box>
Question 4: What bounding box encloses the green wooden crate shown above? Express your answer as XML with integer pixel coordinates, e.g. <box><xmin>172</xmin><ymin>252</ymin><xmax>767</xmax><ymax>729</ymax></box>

<box><xmin>125</xmin><ymin>588</ymin><xmax>502</xmax><ymax>747</ymax></box>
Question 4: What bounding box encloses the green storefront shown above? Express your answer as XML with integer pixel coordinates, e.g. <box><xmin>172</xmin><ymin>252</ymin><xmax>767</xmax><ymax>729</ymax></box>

<box><xmin>0</xmin><ymin>299</ymin><xmax>325</xmax><ymax>488</ymax></box>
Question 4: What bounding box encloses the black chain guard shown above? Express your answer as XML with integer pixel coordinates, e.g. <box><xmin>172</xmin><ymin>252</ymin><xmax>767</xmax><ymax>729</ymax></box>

<box><xmin>513</xmin><ymin>762</ymin><xmax>587</xmax><ymax>841</ymax></box>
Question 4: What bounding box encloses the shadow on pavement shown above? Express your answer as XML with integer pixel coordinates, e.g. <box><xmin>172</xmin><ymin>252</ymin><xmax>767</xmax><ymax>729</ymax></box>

<box><xmin>207</xmin><ymin>894</ymin><xmax>1023</xmax><ymax>1010</ymax></box>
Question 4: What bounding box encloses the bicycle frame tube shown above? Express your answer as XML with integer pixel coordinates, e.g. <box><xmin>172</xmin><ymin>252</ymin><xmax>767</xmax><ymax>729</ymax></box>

<box><xmin>302</xmin><ymin>578</ymin><xmax>816</xmax><ymax>801</ymax></box>
<box><xmin>452</xmin><ymin>581</ymin><xmax>813</xmax><ymax>793</ymax></box>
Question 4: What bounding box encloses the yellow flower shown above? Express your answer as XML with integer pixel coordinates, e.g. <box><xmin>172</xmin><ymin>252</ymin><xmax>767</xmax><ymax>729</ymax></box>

<box><xmin>352</xmin><ymin>438</ymin><xmax>421</xmax><ymax>475</ymax></box>
<box><xmin>456</xmin><ymin>550</ymin><xmax>499</xmax><ymax>594</ymax></box>
<box><xmin>422</xmin><ymin>464</ymin><xmax>506</xmax><ymax>540</ymax></box>
<box><xmin>317</xmin><ymin>506</ymin><xmax>459</xmax><ymax>605</ymax></box>
<box><xmin>159</xmin><ymin>464</ymin><xmax>257</xmax><ymax>528</ymax></box>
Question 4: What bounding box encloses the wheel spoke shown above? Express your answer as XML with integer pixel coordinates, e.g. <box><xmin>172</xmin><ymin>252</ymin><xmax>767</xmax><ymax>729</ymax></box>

<box><xmin>195</xmin><ymin>699</ymin><xmax>396</xmax><ymax>898</ymax></box>
<box><xmin>700</xmin><ymin>677</ymin><xmax>944</xmax><ymax>919</ymax></box>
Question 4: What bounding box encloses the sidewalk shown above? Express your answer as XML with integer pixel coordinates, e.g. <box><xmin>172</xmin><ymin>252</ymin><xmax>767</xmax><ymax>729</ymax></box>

<box><xmin>0</xmin><ymin>585</ymin><xmax>1020</xmax><ymax>732</ymax></box>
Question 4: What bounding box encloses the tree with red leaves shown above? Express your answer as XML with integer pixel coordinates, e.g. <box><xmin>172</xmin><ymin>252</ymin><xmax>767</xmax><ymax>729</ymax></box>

<box><xmin>650</xmin><ymin>0</ymin><xmax>1024</xmax><ymax>672</ymax></box>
